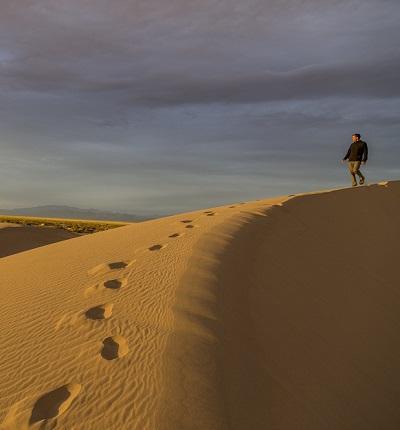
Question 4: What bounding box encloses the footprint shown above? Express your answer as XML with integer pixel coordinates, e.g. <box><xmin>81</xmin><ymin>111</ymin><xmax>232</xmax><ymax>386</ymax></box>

<box><xmin>169</xmin><ymin>233</ymin><xmax>183</xmax><ymax>238</ymax></box>
<box><xmin>203</xmin><ymin>211</ymin><xmax>213</xmax><ymax>214</ymax></box>
<box><xmin>180</xmin><ymin>219</ymin><xmax>193</xmax><ymax>224</ymax></box>
<box><xmin>148</xmin><ymin>244</ymin><xmax>167</xmax><ymax>251</ymax></box>
<box><xmin>109</xmin><ymin>261</ymin><xmax>128</xmax><ymax>270</ymax></box>
<box><xmin>185</xmin><ymin>224</ymin><xmax>197</xmax><ymax>229</ymax></box>
<box><xmin>229</xmin><ymin>206</ymin><xmax>236</xmax><ymax>208</ymax></box>
<box><xmin>101</xmin><ymin>336</ymin><xmax>129</xmax><ymax>360</ymax></box>
<box><xmin>104</xmin><ymin>279</ymin><xmax>126</xmax><ymax>290</ymax></box>
<box><xmin>206</xmin><ymin>212</ymin><xmax>216</xmax><ymax>216</ymax></box>
<box><xmin>29</xmin><ymin>383</ymin><xmax>81</xmax><ymax>425</ymax></box>
<box><xmin>88</xmin><ymin>261</ymin><xmax>132</xmax><ymax>276</ymax></box>
<box><xmin>85</xmin><ymin>303</ymin><xmax>113</xmax><ymax>320</ymax></box>
<box><xmin>85</xmin><ymin>279</ymin><xmax>126</xmax><ymax>296</ymax></box>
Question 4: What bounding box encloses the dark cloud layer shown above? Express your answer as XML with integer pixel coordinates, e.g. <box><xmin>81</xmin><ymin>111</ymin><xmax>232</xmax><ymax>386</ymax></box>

<box><xmin>0</xmin><ymin>0</ymin><xmax>399</xmax><ymax>214</ymax></box>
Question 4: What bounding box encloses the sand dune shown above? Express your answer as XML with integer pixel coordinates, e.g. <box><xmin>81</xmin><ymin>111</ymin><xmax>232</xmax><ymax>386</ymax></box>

<box><xmin>0</xmin><ymin>224</ymin><xmax>79</xmax><ymax>258</ymax></box>
<box><xmin>0</xmin><ymin>181</ymin><xmax>399</xmax><ymax>429</ymax></box>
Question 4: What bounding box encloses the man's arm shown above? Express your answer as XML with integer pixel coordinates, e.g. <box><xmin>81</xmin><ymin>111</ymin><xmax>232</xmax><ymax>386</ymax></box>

<box><xmin>362</xmin><ymin>142</ymin><xmax>368</xmax><ymax>162</ymax></box>
<box><xmin>343</xmin><ymin>146</ymin><xmax>351</xmax><ymax>160</ymax></box>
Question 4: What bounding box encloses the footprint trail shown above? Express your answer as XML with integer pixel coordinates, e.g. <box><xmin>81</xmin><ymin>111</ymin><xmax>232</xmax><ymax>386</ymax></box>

<box><xmin>104</xmin><ymin>279</ymin><xmax>126</xmax><ymax>290</ymax></box>
<box><xmin>148</xmin><ymin>244</ymin><xmax>167</xmax><ymax>251</ymax></box>
<box><xmin>88</xmin><ymin>261</ymin><xmax>133</xmax><ymax>277</ymax></box>
<box><xmin>29</xmin><ymin>383</ymin><xmax>81</xmax><ymax>425</ymax></box>
<box><xmin>101</xmin><ymin>336</ymin><xmax>129</xmax><ymax>360</ymax></box>
<box><xmin>85</xmin><ymin>303</ymin><xmax>113</xmax><ymax>320</ymax></box>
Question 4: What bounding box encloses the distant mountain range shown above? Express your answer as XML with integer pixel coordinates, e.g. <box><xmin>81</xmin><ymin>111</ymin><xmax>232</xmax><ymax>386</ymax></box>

<box><xmin>0</xmin><ymin>205</ymin><xmax>157</xmax><ymax>222</ymax></box>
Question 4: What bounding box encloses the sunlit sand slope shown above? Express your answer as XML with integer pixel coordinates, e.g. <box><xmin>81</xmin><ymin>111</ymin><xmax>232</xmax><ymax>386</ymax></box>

<box><xmin>0</xmin><ymin>181</ymin><xmax>399</xmax><ymax>429</ymax></box>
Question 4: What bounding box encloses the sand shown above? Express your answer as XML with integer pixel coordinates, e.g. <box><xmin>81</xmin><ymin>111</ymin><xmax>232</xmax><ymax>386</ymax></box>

<box><xmin>0</xmin><ymin>224</ymin><xmax>79</xmax><ymax>258</ymax></box>
<box><xmin>0</xmin><ymin>180</ymin><xmax>399</xmax><ymax>429</ymax></box>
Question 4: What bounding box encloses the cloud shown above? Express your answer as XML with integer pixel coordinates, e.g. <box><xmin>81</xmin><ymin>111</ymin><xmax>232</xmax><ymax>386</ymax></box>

<box><xmin>0</xmin><ymin>0</ymin><xmax>399</xmax><ymax>213</ymax></box>
<box><xmin>1</xmin><ymin>0</ymin><xmax>400</xmax><ymax>102</ymax></box>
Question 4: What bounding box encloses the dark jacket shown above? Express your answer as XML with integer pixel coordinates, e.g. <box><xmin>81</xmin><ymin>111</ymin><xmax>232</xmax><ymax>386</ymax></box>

<box><xmin>343</xmin><ymin>140</ymin><xmax>368</xmax><ymax>162</ymax></box>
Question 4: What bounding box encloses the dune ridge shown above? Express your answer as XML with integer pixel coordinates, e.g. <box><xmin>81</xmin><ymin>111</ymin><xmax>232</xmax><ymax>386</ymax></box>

<box><xmin>0</xmin><ymin>181</ymin><xmax>399</xmax><ymax>429</ymax></box>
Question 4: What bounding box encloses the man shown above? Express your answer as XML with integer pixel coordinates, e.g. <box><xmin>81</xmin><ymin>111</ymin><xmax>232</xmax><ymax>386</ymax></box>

<box><xmin>342</xmin><ymin>133</ymin><xmax>368</xmax><ymax>186</ymax></box>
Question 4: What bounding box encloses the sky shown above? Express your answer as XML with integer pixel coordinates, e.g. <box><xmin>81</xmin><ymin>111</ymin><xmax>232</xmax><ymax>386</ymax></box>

<box><xmin>1</xmin><ymin>0</ymin><xmax>399</xmax><ymax>216</ymax></box>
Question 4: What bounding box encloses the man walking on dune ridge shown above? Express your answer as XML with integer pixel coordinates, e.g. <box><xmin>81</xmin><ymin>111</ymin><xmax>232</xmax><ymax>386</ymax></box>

<box><xmin>342</xmin><ymin>133</ymin><xmax>368</xmax><ymax>186</ymax></box>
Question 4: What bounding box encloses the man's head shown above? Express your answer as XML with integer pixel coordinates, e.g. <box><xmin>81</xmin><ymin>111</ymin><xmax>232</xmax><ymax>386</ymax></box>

<box><xmin>352</xmin><ymin>133</ymin><xmax>361</xmax><ymax>142</ymax></box>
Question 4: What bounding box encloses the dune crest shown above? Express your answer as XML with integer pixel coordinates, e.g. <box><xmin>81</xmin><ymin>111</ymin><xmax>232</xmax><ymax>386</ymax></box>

<box><xmin>1</xmin><ymin>181</ymin><xmax>399</xmax><ymax>429</ymax></box>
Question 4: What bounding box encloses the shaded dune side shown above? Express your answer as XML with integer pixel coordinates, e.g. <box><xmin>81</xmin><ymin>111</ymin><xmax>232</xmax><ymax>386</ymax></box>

<box><xmin>218</xmin><ymin>182</ymin><xmax>400</xmax><ymax>429</ymax></box>
<box><xmin>0</xmin><ymin>226</ymin><xmax>79</xmax><ymax>258</ymax></box>
<box><xmin>161</xmin><ymin>181</ymin><xmax>400</xmax><ymax>429</ymax></box>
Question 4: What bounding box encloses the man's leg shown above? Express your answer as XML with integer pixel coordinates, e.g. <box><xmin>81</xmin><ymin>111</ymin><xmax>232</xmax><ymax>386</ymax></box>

<box><xmin>354</xmin><ymin>161</ymin><xmax>365</xmax><ymax>184</ymax></box>
<box><xmin>348</xmin><ymin>162</ymin><xmax>357</xmax><ymax>186</ymax></box>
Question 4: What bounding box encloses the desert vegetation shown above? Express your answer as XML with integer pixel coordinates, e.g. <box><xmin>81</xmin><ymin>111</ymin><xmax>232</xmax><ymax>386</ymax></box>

<box><xmin>0</xmin><ymin>215</ymin><xmax>128</xmax><ymax>234</ymax></box>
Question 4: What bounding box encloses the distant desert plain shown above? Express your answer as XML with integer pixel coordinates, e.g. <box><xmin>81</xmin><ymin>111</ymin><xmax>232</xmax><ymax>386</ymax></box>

<box><xmin>0</xmin><ymin>181</ymin><xmax>399</xmax><ymax>429</ymax></box>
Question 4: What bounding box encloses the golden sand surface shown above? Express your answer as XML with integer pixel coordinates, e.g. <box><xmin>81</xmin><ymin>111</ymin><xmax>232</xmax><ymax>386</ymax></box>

<box><xmin>0</xmin><ymin>181</ymin><xmax>399</xmax><ymax>429</ymax></box>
